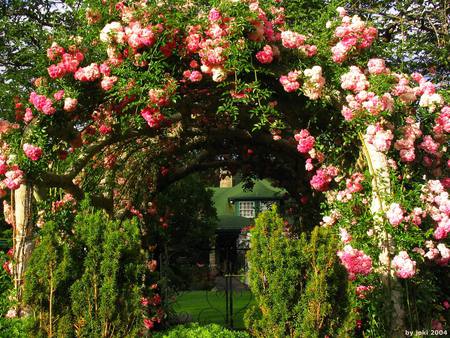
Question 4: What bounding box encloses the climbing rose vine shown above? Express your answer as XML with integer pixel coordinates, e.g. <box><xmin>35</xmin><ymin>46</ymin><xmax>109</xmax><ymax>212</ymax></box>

<box><xmin>0</xmin><ymin>1</ymin><xmax>448</xmax><ymax>336</ymax></box>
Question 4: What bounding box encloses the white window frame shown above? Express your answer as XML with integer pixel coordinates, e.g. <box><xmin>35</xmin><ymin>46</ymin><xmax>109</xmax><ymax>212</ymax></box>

<box><xmin>259</xmin><ymin>200</ymin><xmax>276</xmax><ymax>212</ymax></box>
<box><xmin>239</xmin><ymin>201</ymin><xmax>255</xmax><ymax>218</ymax></box>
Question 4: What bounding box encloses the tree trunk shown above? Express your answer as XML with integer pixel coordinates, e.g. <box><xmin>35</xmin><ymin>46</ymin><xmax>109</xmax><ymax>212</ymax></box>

<box><xmin>360</xmin><ymin>135</ymin><xmax>405</xmax><ymax>337</ymax></box>
<box><xmin>12</xmin><ymin>183</ymin><xmax>34</xmax><ymax>315</ymax></box>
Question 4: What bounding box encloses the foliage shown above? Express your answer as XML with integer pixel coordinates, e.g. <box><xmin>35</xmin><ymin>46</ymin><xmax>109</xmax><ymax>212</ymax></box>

<box><xmin>24</xmin><ymin>201</ymin><xmax>147</xmax><ymax>337</ymax></box>
<box><xmin>245</xmin><ymin>207</ymin><xmax>356</xmax><ymax>337</ymax></box>
<box><xmin>0</xmin><ymin>0</ymin><xmax>448</xmax><ymax>337</ymax></box>
<box><xmin>152</xmin><ymin>323</ymin><xmax>250</xmax><ymax>338</ymax></box>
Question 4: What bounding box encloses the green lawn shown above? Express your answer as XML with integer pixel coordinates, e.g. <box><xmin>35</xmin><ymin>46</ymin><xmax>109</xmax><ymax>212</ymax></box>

<box><xmin>173</xmin><ymin>290</ymin><xmax>255</xmax><ymax>329</ymax></box>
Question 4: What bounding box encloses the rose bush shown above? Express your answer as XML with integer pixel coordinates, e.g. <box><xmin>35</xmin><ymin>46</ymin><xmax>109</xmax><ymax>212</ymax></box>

<box><xmin>0</xmin><ymin>0</ymin><xmax>447</xmax><ymax>336</ymax></box>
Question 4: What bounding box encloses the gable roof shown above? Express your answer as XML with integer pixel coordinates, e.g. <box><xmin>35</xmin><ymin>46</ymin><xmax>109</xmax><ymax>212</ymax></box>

<box><xmin>209</xmin><ymin>179</ymin><xmax>286</xmax><ymax>231</ymax></box>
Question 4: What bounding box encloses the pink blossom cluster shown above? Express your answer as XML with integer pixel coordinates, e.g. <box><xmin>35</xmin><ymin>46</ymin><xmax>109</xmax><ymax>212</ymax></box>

<box><xmin>433</xmin><ymin>106</ymin><xmax>450</xmax><ymax>135</ymax></box>
<box><xmin>29</xmin><ymin>92</ymin><xmax>56</xmax><ymax>115</ymax></box>
<box><xmin>141</xmin><ymin>107</ymin><xmax>165</xmax><ymax>128</ymax></box>
<box><xmin>302</xmin><ymin>66</ymin><xmax>325</xmax><ymax>100</ymax></box>
<box><xmin>364</xmin><ymin>124</ymin><xmax>394</xmax><ymax>152</ymax></box>
<box><xmin>256</xmin><ymin>45</ymin><xmax>274</xmax><ymax>64</ymax></box>
<box><xmin>23</xmin><ymin>144</ymin><xmax>43</xmax><ymax>161</ymax></box>
<box><xmin>356</xmin><ymin>285</ymin><xmax>374</xmax><ymax>299</ymax></box>
<box><xmin>421</xmin><ymin>180</ymin><xmax>450</xmax><ymax>240</ymax></box>
<box><xmin>247</xmin><ymin>2</ymin><xmax>284</xmax><ymax>43</ymax></box>
<box><xmin>47</xmin><ymin>53</ymin><xmax>84</xmax><ymax>79</ymax></box>
<box><xmin>0</xmin><ymin>155</ymin><xmax>8</xmax><ymax>175</ymax></box>
<box><xmin>3</xmin><ymin>167</ymin><xmax>24</xmax><ymax>190</ymax></box>
<box><xmin>340</xmin><ymin>66</ymin><xmax>369</xmax><ymax>93</ymax></box>
<box><xmin>336</xmin><ymin>172</ymin><xmax>364</xmax><ymax>202</ymax></box>
<box><xmin>183</xmin><ymin>9</ymin><xmax>232</xmax><ymax>83</ymax></box>
<box><xmin>310</xmin><ymin>166</ymin><xmax>338</xmax><ymax>192</ymax></box>
<box><xmin>415</xmin><ymin>77</ymin><xmax>444</xmax><ymax>113</ymax></box>
<box><xmin>392</xmin><ymin>251</ymin><xmax>416</xmax><ymax>279</ymax></box>
<box><xmin>63</xmin><ymin>98</ymin><xmax>78</xmax><ymax>112</ymax></box>
<box><xmin>418</xmin><ymin>135</ymin><xmax>440</xmax><ymax>156</ymax></box>
<box><xmin>367</xmin><ymin>58</ymin><xmax>388</xmax><ymax>75</ymax></box>
<box><xmin>124</xmin><ymin>21</ymin><xmax>156</xmax><ymax>50</ymax></box>
<box><xmin>321</xmin><ymin>209</ymin><xmax>341</xmax><ymax>227</ymax></box>
<box><xmin>101</xmin><ymin>76</ymin><xmax>118</xmax><ymax>91</ymax></box>
<box><xmin>341</xmin><ymin>91</ymin><xmax>394</xmax><ymax>121</ymax></box>
<box><xmin>339</xmin><ymin>227</ymin><xmax>352</xmax><ymax>244</ymax></box>
<box><xmin>279</xmin><ymin>70</ymin><xmax>301</xmax><ymax>93</ymax></box>
<box><xmin>337</xmin><ymin>245</ymin><xmax>373</xmax><ymax>280</ymax></box>
<box><xmin>391</xmin><ymin>75</ymin><xmax>417</xmax><ymax>104</ymax></box>
<box><xmin>52</xmin><ymin>193</ymin><xmax>76</xmax><ymax>212</ymax></box>
<box><xmin>46</xmin><ymin>42</ymin><xmax>65</xmax><ymax>60</ymax></box>
<box><xmin>331</xmin><ymin>12</ymin><xmax>377</xmax><ymax>63</ymax></box>
<box><xmin>0</xmin><ymin>119</ymin><xmax>19</xmax><ymax>134</ymax></box>
<box><xmin>417</xmin><ymin>241</ymin><xmax>450</xmax><ymax>266</ymax></box>
<box><xmin>294</xmin><ymin>129</ymin><xmax>315</xmax><ymax>153</ymax></box>
<box><xmin>386</xmin><ymin>203</ymin><xmax>405</xmax><ymax>227</ymax></box>
<box><xmin>410</xmin><ymin>207</ymin><xmax>426</xmax><ymax>226</ymax></box>
<box><xmin>100</xmin><ymin>22</ymin><xmax>126</xmax><ymax>44</ymax></box>
<box><xmin>394</xmin><ymin>117</ymin><xmax>422</xmax><ymax>162</ymax></box>
<box><xmin>74</xmin><ymin>63</ymin><xmax>101</xmax><ymax>82</ymax></box>
<box><xmin>280</xmin><ymin>30</ymin><xmax>306</xmax><ymax>49</ymax></box>
<box><xmin>182</xmin><ymin>70</ymin><xmax>203</xmax><ymax>82</ymax></box>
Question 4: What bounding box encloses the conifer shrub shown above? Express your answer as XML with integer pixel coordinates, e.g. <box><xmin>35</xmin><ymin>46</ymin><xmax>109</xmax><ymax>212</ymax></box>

<box><xmin>24</xmin><ymin>202</ymin><xmax>146</xmax><ymax>337</ymax></box>
<box><xmin>152</xmin><ymin>323</ymin><xmax>250</xmax><ymax>338</ymax></box>
<box><xmin>245</xmin><ymin>207</ymin><xmax>357</xmax><ymax>337</ymax></box>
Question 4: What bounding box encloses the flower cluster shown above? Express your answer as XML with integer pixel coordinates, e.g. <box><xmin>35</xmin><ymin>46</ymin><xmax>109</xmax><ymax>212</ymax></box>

<box><xmin>337</xmin><ymin>245</ymin><xmax>373</xmax><ymax>280</ymax></box>
<box><xmin>256</xmin><ymin>45</ymin><xmax>274</xmax><ymax>64</ymax></box>
<box><xmin>416</xmin><ymin>241</ymin><xmax>450</xmax><ymax>266</ymax></box>
<box><xmin>367</xmin><ymin>58</ymin><xmax>388</xmax><ymax>75</ymax></box>
<box><xmin>339</xmin><ymin>227</ymin><xmax>352</xmax><ymax>244</ymax></box>
<box><xmin>279</xmin><ymin>70</ymin><xmax>301</xmax><ymax>92</ymax></box>
<box><xmin>336</xmin><ymin>172</ymin><xmax>364</xmax><ymax>202</ymax></box>
<box><xmin>356</xmin><ymin>285</ymin><xmax>374</xmax><ymax>299</ymax></box>
<box><xmin>281</xmin><ymin>30</ymin><xmax>306</xmax><ymax>49</ymax></box>
<box><xmin>331</xmin><ymin>9</ymin><xmax>377</xmax><ymax>63</ymax></box>
<box><xmin>184</xmin><ymin>8</ymin><xmax>233</xmax><ymax>83</ymax></box>
<box><xmin>3</xmin><ymin>167</ymin><xmax>24</xmax><ymax>190</ymax></box>
<box><xmin>310</xmin><ymin>166</ymin><xmax>338</xmax><ymax>192</ymax></box>
<box><xmin>294</xmin><ymin>129</ymin><xmax>315</xmax><ymax>154</ymax></box>
<box><xmin>342</xmin><ymin>91</ymin><xmax>394</xmax><ymax>121</ymax></box>
<box><xmin>46</xmin><ymin>43</ymin><xmax>84</xmax><ymax>79</ymax></box>
<box><xmin>394</xmin><ymin>117</ymin><xmax>422</xmax><ymax>162</ymax></box>
<box><xmin>386</xmin><ymin>203</ymin><xmax>404</xmax><ymax>227</ymax></box>
<box><xmin>392</xmin><ymin>251</ymin><xmax>416</xmax><ymax>279</ymax></box>
<box><xmin>23</xmin><ymin>144</ymin><xmax>43</xmax><ymax>161</ymax></box>
<box><xmin>63</xmin><ymin>98</ymin><xmax>78</xmax><ymax>112</ymax></box>
<box><xmin>434</xmin><ymin>106</ymin><xmax>450</xmax><ymax>135</ymax></box>
<box><xmin>340</xmin><ymin>66</ymin><xmax>369</xmax><ymax>93</ymax></box>
<box><xmin>74</xmin><ymin>63</ymin><xmax>101</xmax><ymax>82</ymax></box>
<box><xmin>29</xmin><ymin>92</ymin><xmax>56</xmax><ymax>115</ymax></box>
<box><xmin>141</xmin><ymin>107</ymin><xmax>165</xmax><ymax>128</ymax></box>
<box><xmin>421</xmin><ymin>180</ymin><xmax>450</xmax><ymax>240</ymax></box>
<box><xmin>364</xmin><ymin>124</ymin><xmax>394</xmax><ymax>152</ymax></box>
<box><xmin>302</xmin><ymin>66</ymin><xmax>325</xmax><ymax>100</ymax></box>
<box><xmin>52</xmin><ymin>193</ymin><xmax>76</xmax><ymax>212</ymax></box>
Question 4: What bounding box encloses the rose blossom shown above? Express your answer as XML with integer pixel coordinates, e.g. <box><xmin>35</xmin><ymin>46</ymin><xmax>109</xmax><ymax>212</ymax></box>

<box><xmin>23</xmin><ymin>143</ymin><xmax>43</xmax><ymax>161</ymax></box>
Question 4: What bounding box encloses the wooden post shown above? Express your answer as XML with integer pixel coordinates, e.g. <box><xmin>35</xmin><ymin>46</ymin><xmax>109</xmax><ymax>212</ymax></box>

<box><xmin>360</xmin><ymin>134</ymin><xmax>405</xmax><ymax>336</ymax></box>
<box><xmin>12</xmin><ymin>183</ymin><xmax>34</xmax><ymax>315</ymax></box>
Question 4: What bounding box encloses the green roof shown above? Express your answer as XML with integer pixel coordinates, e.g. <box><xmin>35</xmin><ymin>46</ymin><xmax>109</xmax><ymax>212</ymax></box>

<box><xmin>209</xmin><ymin>179</ymin><xmax>286</xmax><ymax>231</ymax></box>
<box><xmin>217</xmin><ymin>215</ymin><xmax>254</xmax><ymax>231</ymax></box>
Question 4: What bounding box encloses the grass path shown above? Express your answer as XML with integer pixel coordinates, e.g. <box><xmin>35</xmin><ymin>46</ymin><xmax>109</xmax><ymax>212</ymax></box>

<box><xmin>172</xmin><ymin>290</ymin><xmax>254</xmax><ymax>329</ymax></box>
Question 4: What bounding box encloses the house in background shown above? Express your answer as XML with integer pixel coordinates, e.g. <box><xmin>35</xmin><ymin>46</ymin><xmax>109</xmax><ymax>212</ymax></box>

<box><xmin>208</xmin><ymin>174</ymin><xmax>286</xmax><ymax>275</ymax></box>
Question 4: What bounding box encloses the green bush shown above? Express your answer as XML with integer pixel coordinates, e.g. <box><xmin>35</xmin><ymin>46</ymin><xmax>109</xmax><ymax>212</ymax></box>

<box><xmin>152</xmin><ymin>323</ymin><xmax>250</xmax><ymax>338</ymax></box>
<box><xmin>24</xmin><ymin>202</ymin><xmax>146</xmax><ymax>337</ymax></box>
<box><xmin>245</xmin><ymin>207</ymin><xmax>357</xmax><ymax>338</ymax></box>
